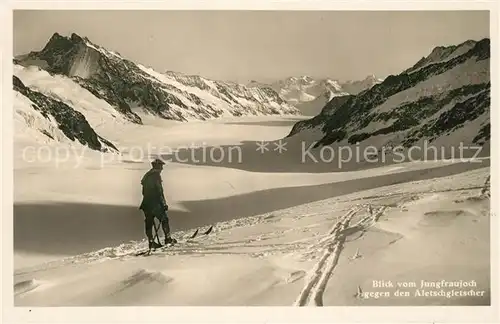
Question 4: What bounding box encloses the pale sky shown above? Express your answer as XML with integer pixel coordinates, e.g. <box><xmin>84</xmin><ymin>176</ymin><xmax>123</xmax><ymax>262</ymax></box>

<box><xmin>13</xmin><ymin>10</ymin><xmax>490</xmax><ymax>83</ymax></box>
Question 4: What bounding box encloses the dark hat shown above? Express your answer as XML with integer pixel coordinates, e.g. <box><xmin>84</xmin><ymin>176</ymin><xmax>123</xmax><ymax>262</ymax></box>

<box><xmin>151</xmin><ymin>158</ymin><xmax>165</xmax><ymax>166</ymax></box>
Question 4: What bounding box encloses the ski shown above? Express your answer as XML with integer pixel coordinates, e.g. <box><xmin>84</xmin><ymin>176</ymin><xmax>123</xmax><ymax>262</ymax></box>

<box><xmin>134</xmin><ymin>225</ymin><xmax>214</xmax><ymax>256</ymax></box>
<box><xmin>203</xmin><ymin>225</ymin><xmax>213</xmax><ymax>235</ymax></box>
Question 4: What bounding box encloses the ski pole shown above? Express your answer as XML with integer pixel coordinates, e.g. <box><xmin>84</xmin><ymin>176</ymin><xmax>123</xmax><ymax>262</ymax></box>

<box><xmin>153</xmin><ymin>219</ymin><xmax>162</xmax><ymax>246</ymax></box>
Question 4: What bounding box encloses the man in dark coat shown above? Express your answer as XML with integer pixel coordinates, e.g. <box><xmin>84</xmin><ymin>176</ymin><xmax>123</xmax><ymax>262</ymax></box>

<box><xmin>139</xmin><ymin>158</ymin><xmax>177</xmax><ymax>248</ymax></box>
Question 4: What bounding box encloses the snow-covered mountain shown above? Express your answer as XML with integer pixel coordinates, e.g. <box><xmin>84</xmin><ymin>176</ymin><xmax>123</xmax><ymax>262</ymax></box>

<box><xmin>288</xmin><ymin>38</ymin><xmax>490</xmax><ymax>151</ymax></box>
<box><xmin>13</xmin><ymin>32</ymin><xmax>299</xmax><ymax>151</ymax></box>
<box><xmin>250</xmin><ymin>75</ymin><xmax>382</xmax><ymax>116</ymax></box>
<box><xmin>404</xmin><ymin>40</ymin><xmax>478</xmax><ymax>74</ymax></box>
<box><xmin>269</xmin><ymin>76</ymin><xmax>349</xmax><ymax>105</ymax></box>
<box><xmin>339</xmin><ymin>74</ymin><xmax>384</xmax><ymax>95</ymax></box>
<box><xmin>287</xmin><ymin>90</ymin><xmax>340</xmax><ymax>117</ymax></box>
<box><xmin>13</xmin><ymin>74</ymin><xmax>118</xmax><ymax>152</ymax></box>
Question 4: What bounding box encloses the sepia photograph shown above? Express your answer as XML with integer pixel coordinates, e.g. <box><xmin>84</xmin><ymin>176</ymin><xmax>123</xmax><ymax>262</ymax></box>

<box><xmin>5</xmin><ymin>5</ymin><xmax>496</xmax><ymax>317</ymax></box>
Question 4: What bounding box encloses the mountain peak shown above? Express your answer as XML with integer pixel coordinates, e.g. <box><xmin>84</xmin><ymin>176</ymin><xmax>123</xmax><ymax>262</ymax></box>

<box><xmin>47</xmin><ymin>32</ymin><xmax>87</xmax><ymax>43</ymax></box>
<box><xmin>41</xmin><ymin>32</ymin><xmax>88</xmax><ymax>54</ymax></box>
<box><xmin>41</xmin><ymin>33</ymin><xmax>74</xmax><ymax>54</ymax></box>
<box><xmin>70</xmin><ymin>32</ymin><xmax>85</xmax><ymax>43</ymax></box>
<box><xmin>406</xmin><ymin>38</ymin><xmax>486</xmax><ymax>74</ymax></box>
<box><xmin>50</xmin><ymin>32</ymin><xmax>62</xmax><ymax>39</ymax></box>
<box><xmin>300</xmin><ymin>75</ymin><xmax>314</xmax><ymax>83</ymax></box>
<box><xmin>364</xmin><ymin>74</ymin><xmax>384</xmax><ymax>83</ymax></box>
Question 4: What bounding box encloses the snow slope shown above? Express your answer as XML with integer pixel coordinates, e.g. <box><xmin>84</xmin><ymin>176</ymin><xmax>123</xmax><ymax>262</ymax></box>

<box><xmin>14</xmin><ymin>90</ymin><xmax>69</xmax><ymax>145</ymax></box>
<box><xmin>14</xmin><ymin>64</ymin><xmax>128</xmax><ymax>129</ymax></box>
<box><xmin>14</xmin><ymin>166</ymin><xmax>491</xmax><ymax>306</ymax></box>
<box><xmin>13</xmin><ymin>74</ymin><xmax>117</xmax><ymax>153</ymax></box>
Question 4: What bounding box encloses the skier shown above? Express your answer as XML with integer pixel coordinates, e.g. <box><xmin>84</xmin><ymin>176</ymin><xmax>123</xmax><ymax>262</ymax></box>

<box><xmin>139</xmin><ymin>158</ymin><xmax>177</xmax><ymax>249</ymax></box>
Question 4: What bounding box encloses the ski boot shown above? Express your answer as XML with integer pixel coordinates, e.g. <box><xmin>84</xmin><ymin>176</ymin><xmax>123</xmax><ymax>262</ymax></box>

<box><xmin>164</xmin><ymin>236</ymin><xmax>177</xmax><ymax>246</ymax></box>
<box><xmin>148</xmin><ymin>240</ymin><xmax>163</xmax><ymax>250</ymax></box>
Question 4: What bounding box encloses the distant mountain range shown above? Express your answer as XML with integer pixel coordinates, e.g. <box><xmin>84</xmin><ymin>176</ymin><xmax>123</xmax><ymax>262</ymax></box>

<box><xmin>249</xmin><ymin>75</ymin><xmax>383</xmax><ymax>116</ymax></box>
<box><xmin>13</xmin><ymin>32</ymin><xmax>300</xmax><ymax>150</ymax></box>
<box><xmin>14</xmin><ymin>32</ymin><xmax>488</xmax><ymax>158</ymax></box>
<box><xmin>288</xmin><ymin>38</ymin><xmax>490</xmax><ymax>153</ymax></box>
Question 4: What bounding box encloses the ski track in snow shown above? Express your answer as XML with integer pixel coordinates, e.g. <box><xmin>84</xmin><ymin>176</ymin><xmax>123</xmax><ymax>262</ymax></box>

<box><xmin>293</xmin><ymin>207</ymin><xmax>357</xmax><ymax>306</ymax></box>
<box><xmin>293</xmin><ymin>203</ymin><xmax>388</xmax><ymax>306</ymax></box>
